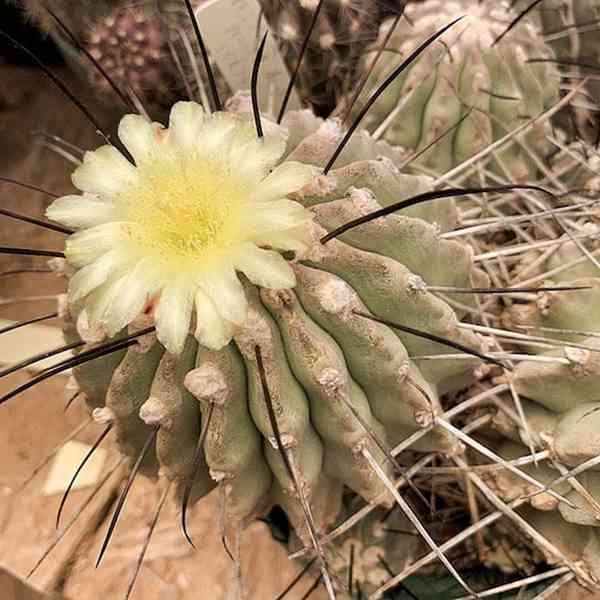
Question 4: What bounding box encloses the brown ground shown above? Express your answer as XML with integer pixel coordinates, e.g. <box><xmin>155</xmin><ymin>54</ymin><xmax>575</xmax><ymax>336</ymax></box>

<box><xmin>0</xmin><ymin>369</ymin><xmax>322</xmax><ymax>600</ymax></box>
<box><xmin>0</xmin><ymin>64</ymin><xmax>323</xmax><ymax>600</ymax></box>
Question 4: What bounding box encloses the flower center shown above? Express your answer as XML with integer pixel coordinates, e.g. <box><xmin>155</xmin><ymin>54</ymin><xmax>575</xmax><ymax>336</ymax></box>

<box><xmin>116</xmin><ymin>155</ymin><xmax>251</xmax><ymax>260</ymax></box>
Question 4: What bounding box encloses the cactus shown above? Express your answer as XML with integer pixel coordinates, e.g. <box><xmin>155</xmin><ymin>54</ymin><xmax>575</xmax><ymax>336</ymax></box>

<box><xmin>21</xmin><ymin>0</ymin><xmax>230</xmax><ymax>117</ymax></box>
<box><xmin>46</xmin><ymin>90</ymin><xmax>489</xmax><ymax>559</ymax></box>
<box><xmin>258</xmin><ymin>0</ymin><xmax>404</xmax><ymax>116</ymax></box>
<box><xmin>425</xmin><ymin>138</ymin><xmax>600</xmax><ymax>599</ymax></box>
<box><xmin>22</xmin><ymin>0</ymin><xmax>401</xmax><ymax>118</ymax></box>
<box><xmin>349</xmin><ymin>0</ymin><xmax>560</xmax><ymax>180</ymax></box>
<box><xmin>514</xmin><ymin>0</ymin><xmax>600</xmax><ymax>142</ymax></box>
<box><xmin>488</xmin><ymin>140</ymin><xmax>600</xmax><ymax>529</ymax></box>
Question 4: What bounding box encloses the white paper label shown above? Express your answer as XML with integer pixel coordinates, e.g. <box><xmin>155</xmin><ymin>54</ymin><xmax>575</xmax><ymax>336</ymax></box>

<box><xmin>195</xmin><ymin>0</ymin><xmax>301</xmax><ymax>112</ymax></box>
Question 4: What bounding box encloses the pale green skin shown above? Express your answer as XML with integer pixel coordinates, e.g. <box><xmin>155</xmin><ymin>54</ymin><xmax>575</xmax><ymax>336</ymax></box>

<box><xmin>355</xmin><ymin>0</ymin><xmax>559</xmax><ymax>179</ymax></box>
<box><xmin>487</xmin><ymin>151</ymin><xmax>600</xmax><ymax>538</ymax></box>
<box><xmin>500</xmin><ymin>287</ymin><xmax>600</xmax><ymax>512</ymax></box>
<box><xmin>64</xmin><ymin>103</ymin><xmax>485</xmax><ymax>542</ymax></box>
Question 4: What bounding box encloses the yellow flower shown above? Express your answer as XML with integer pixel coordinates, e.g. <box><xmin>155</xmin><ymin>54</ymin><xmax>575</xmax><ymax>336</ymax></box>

<box><xmin>47</xmin><ymin>102</ymin><xmax>314</xmax><ymax>353</ymax></box>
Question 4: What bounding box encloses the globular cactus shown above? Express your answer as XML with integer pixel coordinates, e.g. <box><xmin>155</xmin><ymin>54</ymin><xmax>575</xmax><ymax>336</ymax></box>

<box><xmin>46</xmin><ymin>89</ymin><xmax>490</xmax><ymax>566</ymax></box>
<box><xmin>439</xmin><ymin>139</ymin><xmax>600</xmax><ymax>595</ymax></box>
<box><xmin>21</xmin><ymin>0</ymin><xmax>230</xmax><ymax>117</ymax></box>
<box><xmin>72</xmin><ymin>5</ymin><xmax>195</xmax><ymax>106</ymax></box>
<box><xmin>349</xmin><ymin>0</ymin><xmax>560</xmax><ymax>180</ymax></box>
<box><xmin>258</xmin><ymin>0</ymin><xmax>405</xmax><ymax>116</ymax></box>
<box><xmin>492</xmin><ymin>233</ymin><xmax>600</xmax><ymax>528</ymax></box>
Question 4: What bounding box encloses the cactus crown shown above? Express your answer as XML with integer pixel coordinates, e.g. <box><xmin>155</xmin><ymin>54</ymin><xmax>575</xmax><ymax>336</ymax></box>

<box><xmin>47</xmin><ymin>105</ymin><xmax>314</xmax><ymax>353</ymax></box>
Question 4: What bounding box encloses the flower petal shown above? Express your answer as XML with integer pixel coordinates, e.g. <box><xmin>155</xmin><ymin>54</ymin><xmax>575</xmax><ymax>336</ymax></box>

<box><xmin>46</xmin><ymin>194</ymin><xmax>115</xmax><ymax>229</ymax></box>
<box><xmin>168</xmin><ymin>101</ymin><xmax>206</xmax><ymax>151</ymax></box>
<box><xmin>154</xmin><ymin>283</ymin><xmax>194</xmax><ymax>354</ymax></box>
<box><xmin>252</xmin><ymin>161</ymin><xmax>314</xmax><ymax>202</ymax></box>
<box><xmin>103</xmin><ymin>260</ymin><xmax>158</xmax><ymax>336</ymax></box>
<box><xmin>118</xmin><ymin>114</ymin><xmax>164</xmax><ymax>165</ymax></box>
<box><xmin>253</xmin><ymin>225</ymin><xmax>314</xmax><ymax>253</ymax></box>
<box><xmin>65</xmin><ymin>222</ymin><xmax>127</xmax><ymax>268</ymax></box>
<box><xmin>194</xmin><ymin>288</ymin><xmax>235</xmax><ymax>350</ymax></box>
<box><xmin>194</xmin><ymin>113</ymin><xmax>239</xmax><ymax>158</ymax></box>
<box><xmin>85</xmin><ymin>275</ymin><xmax>128</xmax><ymax>326</ymax></box>
<box><xmin>72</xmin><ymin>145</ymin><xmax>137</xmax><ymax>197</ymax></box>
<box><xmin>233</xmin><ymin>244</ymin><xmax>295</xmax><ymax>289</ymax></box>
<box><xmin>68</xmin><ymin>250</ymin><xmax>126</xmax><ymax>303</ymax></box>
<box><xmin>230</xmin><ymin>135</ymin><xmax>286</xmax><ymax>181</ymax></box>
<box><xmin>243</xmin><ymin>199</ymin><xmax>312</xmax><ymax>237</ymax></box>
<box><xmin>199</xmin><ymin>263</ymin><xmax>247</xmax><ymax>326</ymax></box>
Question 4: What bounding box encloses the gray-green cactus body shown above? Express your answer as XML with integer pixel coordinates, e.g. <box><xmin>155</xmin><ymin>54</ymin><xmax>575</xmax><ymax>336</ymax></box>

<box><xmin>353</xmin><ymin>0</ymin><xmax>559</xmax><ymax>180</ymax></box>
<box><xmin>481</xmin><ymin>153</ymin><xmax>600</xmax><ymax>545</ymax></box>
<box><xmin>60</xmin><ymin>97</ymin><xmax>486</xmax><ymax>547</ymax></box>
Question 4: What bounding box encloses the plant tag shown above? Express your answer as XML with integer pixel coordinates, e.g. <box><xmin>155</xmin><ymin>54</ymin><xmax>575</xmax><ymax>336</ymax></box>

<box><xmin>195</xmin><ymin>0</ymin><xmax>301</xmax><ymax>112</ymax></box>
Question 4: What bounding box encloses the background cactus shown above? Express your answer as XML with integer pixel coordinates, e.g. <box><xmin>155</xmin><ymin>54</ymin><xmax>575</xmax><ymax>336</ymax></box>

<box><xmin>349</xmin><ymin>0</ymin><xmax>560</xmax><ymax>181</ymax></box>
<box><xmin>478</xmin><ymin>139</ymin><xmax>600</xmax><ymax>532</ymax></box>
<box><xmin>430</xmin><ymin>133</ymin><xmax>600</xmax><ymax>598</ymax></box>
<box><xmin>514</xmin><ymin>0</ymin><xmax>600</xmax><ymax>143</ymax></box>
<box><xmin>258</xmin><ymin>0</ymin><xmax>405</xmax><ymax>116</ymax></box>
<box><xmin>22</xmin><ymin>0</ymin><xmax>403</xmax><ymax>118</ymax></box>
<box><xmin>21</xmin><ymin>0</ymin><xmax>230</xmax><ymax>118</ymax></box>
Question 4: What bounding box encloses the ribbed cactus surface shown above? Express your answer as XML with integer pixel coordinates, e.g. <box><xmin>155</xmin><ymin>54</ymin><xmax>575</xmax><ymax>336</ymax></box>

<box><xmin>48</xmin><ymin>93</ymin><xmax>489</xmax><ymax>555</ymax></box>
<box><xmin>258</xmin><ymin>0</ymin><xmax>404</xmax><ymax>116</ymax></box>
<box><xmin>439</xmin><ymin>138</ymin><xmax>600</xmax><ymax>595</ymax></box>
<box><xmin>491</xmin><ymin>146</ymin><xmax>600</xmax><ymax>528</ymax></box>
<box><xmin>352</xmin><ymin>0</ymin><xmax>559</xmax><ymax>180</ymax></box>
